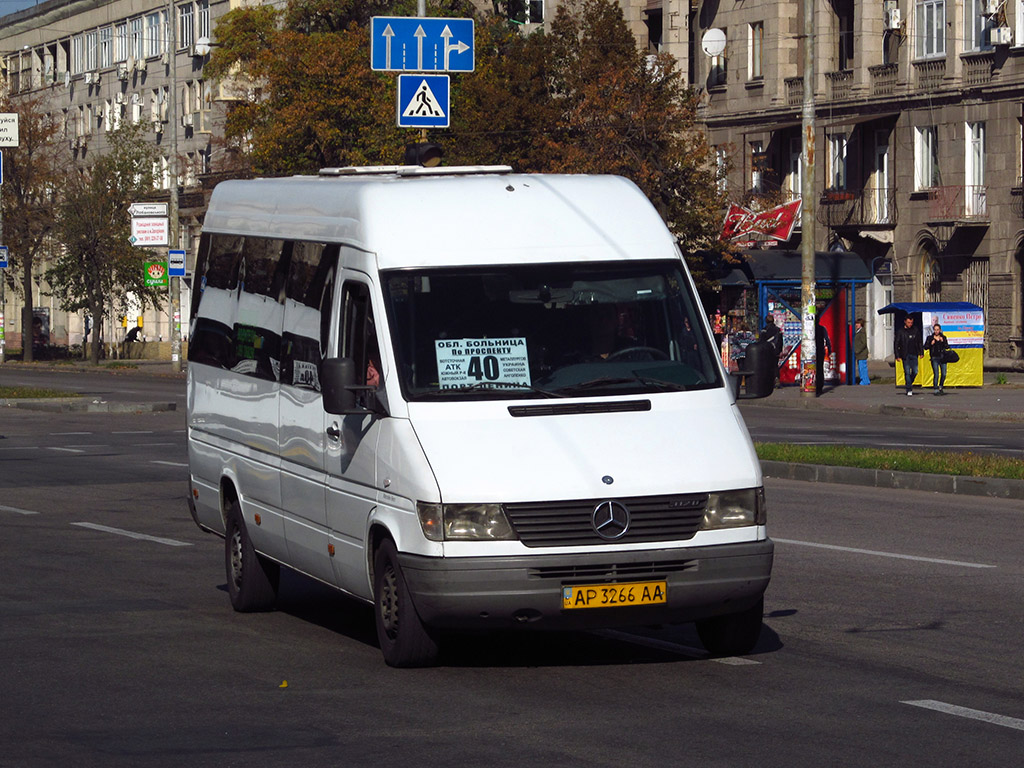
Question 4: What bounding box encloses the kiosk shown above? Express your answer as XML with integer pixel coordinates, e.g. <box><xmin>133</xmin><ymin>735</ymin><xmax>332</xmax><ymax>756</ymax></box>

<box><xmin>877</xmin><ymin>302</ymin><xmax>984</xmax><ymax>388</ymax></box>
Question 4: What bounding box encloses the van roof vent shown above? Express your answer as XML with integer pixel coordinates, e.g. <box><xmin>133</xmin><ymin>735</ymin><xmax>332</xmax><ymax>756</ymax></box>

<box><xmin>318</xmin><ymin>165</ymin><xmax>514</xmax><ymax>178</ymax></box>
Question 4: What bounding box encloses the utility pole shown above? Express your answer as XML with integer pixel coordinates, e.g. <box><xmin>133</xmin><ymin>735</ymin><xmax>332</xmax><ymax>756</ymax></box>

<box><xmin>800</xmin><ymin>0</ymin><xmax>817</xmax><ymax>397</ymax></box>
<box><xmin>167</xmin><ymin>0</ymin><xmax>181</xmax><ymax>372</ymax></box>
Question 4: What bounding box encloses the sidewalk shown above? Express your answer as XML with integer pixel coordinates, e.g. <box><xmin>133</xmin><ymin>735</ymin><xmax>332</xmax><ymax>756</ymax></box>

<box><xmin>751</xmin><ymin>371</ymin><xmax>1024</xmax><ymax>423</ymax></box>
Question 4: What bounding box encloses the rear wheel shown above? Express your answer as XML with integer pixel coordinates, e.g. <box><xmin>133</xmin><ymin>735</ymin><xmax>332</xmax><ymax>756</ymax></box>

<box><xmin>695</xmin><ymin>597</ymin><xmax>764</xmax><ymax>657</ymax></box>
<box><xmin>373</xmin><ymin>539</ymin><xmax>439</xmax><ymax>668</ymax></box>
<box><xmin>225</xmin><ymin>501</ymin><xmax>279</xmax><ymax>612</ymax></box>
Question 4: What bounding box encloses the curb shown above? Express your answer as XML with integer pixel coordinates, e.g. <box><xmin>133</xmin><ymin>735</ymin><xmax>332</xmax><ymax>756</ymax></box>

<box><xmin>761</xmin><ymin>460</ymin><xmax>1024</xmax><ymax>501</ymax></box>
<box><xmin>747</xmin><ymin>396</ymin><xmax>1024</xmax><ymax>423</ymax></box>
<box><xmin>2</xmin><ymin>398</ymin><xmax>176</xmax><ymax>413</ymax></box>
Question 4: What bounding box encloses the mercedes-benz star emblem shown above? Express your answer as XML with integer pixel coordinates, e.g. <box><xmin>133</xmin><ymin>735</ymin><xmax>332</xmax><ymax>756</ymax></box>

<box><xmin>592</xmin><ymin>500</ymin><xmax>630</xmax><ymax>540</ymax></box>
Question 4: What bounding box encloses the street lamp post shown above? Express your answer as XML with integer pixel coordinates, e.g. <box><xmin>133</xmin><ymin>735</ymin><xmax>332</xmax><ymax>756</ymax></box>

<box><xmin>167</xmin><ymin>0</ymin><xmax>181</xmax><ymax>372</ymax></box>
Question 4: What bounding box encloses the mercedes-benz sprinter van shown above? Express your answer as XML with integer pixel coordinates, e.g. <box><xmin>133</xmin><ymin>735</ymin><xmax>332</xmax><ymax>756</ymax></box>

<box><xmin>186</xmin><ymin>166</ymin><xmax>774</xmax><ymax>667</ymax></box>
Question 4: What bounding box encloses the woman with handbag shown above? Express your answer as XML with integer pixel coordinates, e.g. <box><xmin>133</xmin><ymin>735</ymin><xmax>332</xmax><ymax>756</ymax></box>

<box><xmin>924</xmin><ymin>323</ymin><xmax>950</xmax><ymax>395</ymax></box>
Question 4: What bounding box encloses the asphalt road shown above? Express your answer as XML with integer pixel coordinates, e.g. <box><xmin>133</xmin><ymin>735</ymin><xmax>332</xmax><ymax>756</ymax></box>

<box><xmin>1</xmin><ymin>408</ymin><xmax>1022</xmax><ymax>766</ymax></box>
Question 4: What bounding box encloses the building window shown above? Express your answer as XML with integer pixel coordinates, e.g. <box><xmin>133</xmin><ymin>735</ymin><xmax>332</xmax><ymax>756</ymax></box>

<box><xmin>85</xmin><ymin>30</ymin><xmax>98</xmax><ymax>71</ymax></box>
<box><xmin>965</xmin><ymin>0</ymin><xmax>995</xmax><ymax>49</ymax></box>
<box><xmin>99</xmin><ymin>27</ymin><xmax>113</xmax><ymax>68</ymax></box>
<box><xmin>914</xmin><ymin>125</ymin><xmax>940</xmax><ymax>190</ymax></box>
<box><xmin>966</xmin><ymin>121</ymin><xmax>986</xmax><ymax>216</ymax></box>
<box><xmin>197</xmin><ymin>0</ymin><xmax>210</xmax><ymax>40</ymax></box>
<box><xmin>115</xmin><ymin>24</ymin><xmax>128</xmax><ymax>62</ymax></box>
<box><xmin>750</xmin><ymin>141</ymin><xmax>765</xmax><ymax>191</ymax></box>
<box><xmin>915</xmin><ymin>0</ymin><xmax>946</xmax><ymax>58</ymax></box>
<box><xmin>179</xmin><ymin>3</ymin><xmax>194</xmax><ymax>49</ymax></box>
<box><xmin>828</xmin><ymin>133</ymin><xmax>848</xmax><ymax>189</ymax></box>
<box><xmin>836</xmin><ymin>0</ymin><xmax>854</xmax><ymax>69</ymax></box>
<box><xmin>72</xmin><ymin>35</ymin><xmax>84</xmax><ymax>74</ymax></box>
<box><xmin>146</xmin><ymin>13</ymin><xmax>163</xmax><ymax>58</ymax></box>
<box><xmin>715</xmin><ymin>146</ymin><xmax>728</xmax><ymax>192</ymax></box>
<box><xmin>748</xmin><ymin>22</ymin><xmax>763</xmax><ymax>80</ymax></box>
<box><xmin>709</xmin><ymin>28</ymin><xmax>727</xmax><ymax>86</ymax></box>
<box><xmin>130</xmin><ymin>18</ymin><xmax>144</xmax><ymax>60</ymax></box>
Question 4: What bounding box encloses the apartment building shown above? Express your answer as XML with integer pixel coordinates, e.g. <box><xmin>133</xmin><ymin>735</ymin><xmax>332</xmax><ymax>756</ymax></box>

<box><xmin>680</xmin><ymin>0</ymin><xmax>1024</xmax><ymax>364</ymax></box>
<box><xmin>0</xmin><ymin>0</ymin><xmax>235</xmax><ymax>350</ymax></box>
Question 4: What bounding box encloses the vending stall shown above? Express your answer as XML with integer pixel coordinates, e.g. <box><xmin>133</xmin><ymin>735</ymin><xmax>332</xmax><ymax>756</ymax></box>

<box><xmin>877</xmin><ymin>302</ymin><xmax>984</xmax><ymax>387</ymax></box>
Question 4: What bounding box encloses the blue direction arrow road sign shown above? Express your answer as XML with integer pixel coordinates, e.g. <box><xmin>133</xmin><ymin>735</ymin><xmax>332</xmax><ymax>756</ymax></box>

<box><xmin>397</xmin><ymin>75</ymin><xmax>450</xmax><ymax>129</ymax></box>
<box><xmin>371</xmin><ymin>16</ymin><xmax>474</xmax><ymax>72</ymax></box>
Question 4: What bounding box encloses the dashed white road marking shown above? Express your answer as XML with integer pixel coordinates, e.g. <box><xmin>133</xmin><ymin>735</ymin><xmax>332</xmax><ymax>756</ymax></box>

<box><xmin>152</xmin><ymin>460</ymin><xmax>189</xmax><ymax>468</ymax></box>
<box><xmin>1</xmin><ymin>504</ymin><xmax>39</xmax><ymax>516</ymax></box>
<box><xmin>112</xmin><ymin>431</ymin><xmax>153</xmax><ymax>435</ymax></box>
<box><xmin>774</xmin><ymin>538</ymin><xmax>996</xmax><ymax>569</ymax></box>
<box><xmin>902</xmin><ymin>700</ymin><xmax>1024</xmax><ymax>732</ymax></box>
<box><xmin>71</xmin><ymin>522</ymin><xmax>192</xmax><ymax>547</ymax></box>
<box><xmin>49</xmin><ymin>432</ymin><xmax>92</xmax><ymax>436</ymax></box>
<box><xmin>596</xmin><ymin>629</ymin><xmax>760</xmax><ymax>665</ymax></box>
<box><xmin>48</xmin><ymin>447</ymin><xmax>84</xmax><ymax>454</ymax></box>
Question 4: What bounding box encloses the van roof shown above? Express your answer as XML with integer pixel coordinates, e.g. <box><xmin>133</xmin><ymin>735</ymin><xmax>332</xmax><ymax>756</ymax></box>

<box><xmin>203</xmin><ymin>170</ymin><xmax>678</xmax><ymax>269</ymax></box>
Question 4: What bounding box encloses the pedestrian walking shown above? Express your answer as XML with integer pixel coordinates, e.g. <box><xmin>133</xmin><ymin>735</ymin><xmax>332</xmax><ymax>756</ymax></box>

<box><xmin>924</xmin><ymin>322</ymin><xmax>950</xmax><ymax>395</ymax></box>
<box><xmin>894</xmin><ymin>315</ymin><xmax>924</xmax><ymax>396</ymax></box>
<box><xmin>853</xmin><ymin>318</ymin><xmax>870</xmax><ymax>385</ymax></box>
<box><xmin>815</xmin><ymin>323</ymin><xmax>832</xmax><ymax>397</ymax></box>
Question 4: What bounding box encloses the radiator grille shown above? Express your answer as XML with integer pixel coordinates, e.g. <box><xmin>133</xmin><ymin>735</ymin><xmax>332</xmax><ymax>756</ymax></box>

<box><xmin>505</xmin><ymin>493</ymin><xmax>708</xmax><ymax>548</ymax></box>
<box><xmin>529</xmin><ymin>559</ymin><xmax>697</xmax><ymax>581</ymax></box>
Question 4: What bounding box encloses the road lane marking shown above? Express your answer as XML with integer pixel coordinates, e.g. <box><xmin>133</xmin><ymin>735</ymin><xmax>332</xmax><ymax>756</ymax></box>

<box><xmin>152</xmin><ymin>460</ymin><xmax>189</xmax><ymax>468</ymax></box>
<box><xmin>71</xmin><ymin>522</ymin><xmax>192</xmax><ymax>547</ymax></box>
<box><xmin>49</xmin><ymin>432</ymin><xmax>92</xmax><ymax>436</ymax></box>
<box><xmin>48</xmin><ymin>447</ymin><xmax>84</xmax><ymax>454</ymax></box>
<box><xmin>1</xmin><ymin>504</ymin><xmax>39</xmax><ymax>516</ymax></box>
<box><xmin>112</xmin><ymin>431</ymin><xmax>153</xmax><ymax>434</ymax></box>
<box><xmin>774</xmin><ymin>538</ymin><xmax>995</xmax><ymax>569</ymax></box>
<box><xmin>902</xmin><ymin>700</ymin><xmax>1024</xmax><ymax>732</ymax></box>
<box><xmin>595</xmin><ymin>630</ymin><xmax>761</xmax><ymax>665</ymax></box>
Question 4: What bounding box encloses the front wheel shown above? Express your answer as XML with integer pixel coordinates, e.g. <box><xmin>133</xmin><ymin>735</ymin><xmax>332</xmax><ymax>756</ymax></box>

<box><xmin>374</xmin><ymin>539</ymin><xmax>439</xmax><ymax>668</ymax></box>
<box><xmin>225</xmin><ymin>503</ymin><xmax>279</xmax><ymax>612</ymax></box>
<box><xmin>695</xmin><ymin>597</ymin><xmax>764</xmax><ymax>657</ymax></box>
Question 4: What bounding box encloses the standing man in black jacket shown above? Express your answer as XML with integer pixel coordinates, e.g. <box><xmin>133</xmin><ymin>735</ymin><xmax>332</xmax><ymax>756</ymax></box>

<box><xmin>894</xmin><ymin>315</ymin><xmax>924</xmax><ymax>396</ymax></box>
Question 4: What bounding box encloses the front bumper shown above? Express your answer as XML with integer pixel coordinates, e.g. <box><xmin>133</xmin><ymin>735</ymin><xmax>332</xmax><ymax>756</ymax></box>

<box><xmin>399</xmin><ymin>539</ymin><xmax>773</xmax><ymax>631</ymax></box>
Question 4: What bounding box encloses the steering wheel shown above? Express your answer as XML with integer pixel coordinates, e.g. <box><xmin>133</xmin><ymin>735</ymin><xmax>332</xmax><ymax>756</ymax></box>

<box><xmin>605</xmin><ymin>346</ymin><xmax>669</xmax><ymax>362</ymax></box>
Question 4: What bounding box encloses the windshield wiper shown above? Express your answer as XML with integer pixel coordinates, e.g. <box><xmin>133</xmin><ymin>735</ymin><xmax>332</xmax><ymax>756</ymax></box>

<box><xmin>553</xmin><ymin>375</ymin><xmax>688</xmax><ymax>395</ymax></box>
<box><xmin>416</xmin><ymin>382</ymin><xmax>566</xmax><ymax>399</ymax></box>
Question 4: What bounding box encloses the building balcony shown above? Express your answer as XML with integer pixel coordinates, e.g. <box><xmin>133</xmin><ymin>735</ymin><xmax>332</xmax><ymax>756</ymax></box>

<box><xmin>826</xmin><ymin>70</ymin><xmax>853</xmax><ymax>100</ymax></box>
<box><xmin>817</xmin><ymin>186</ymin><xmax>898</xmax><ymax>228</ymax></box>
<box><xmin>868</xmin><ymin>63</ymin><xmax>898</xmax><ymax>96</ymax></box>
<box><xmin>785</xmin><ymin>76</ymin><xmax>803</xmax><ymax>107</ymax></box>
<box><xmin>913</xmin><ymin>58</ymin><xmax>946</xmax><ymax>90</ymax></box>
<box><xmin>925</xmin><ymin>185</ymin><xmax>989</xmax><ymax>224</ymax></box>
<box><xmin>962</xmin><ymin>51</ymin><xmax>994</xmax><ymax>87</ymax></box>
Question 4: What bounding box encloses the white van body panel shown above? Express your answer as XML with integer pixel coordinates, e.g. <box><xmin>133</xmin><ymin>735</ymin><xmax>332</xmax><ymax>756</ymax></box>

<box><xmin>406</xmin><ymin>389</ymin><xmax>760</xmax><ymax>505</ymax></box>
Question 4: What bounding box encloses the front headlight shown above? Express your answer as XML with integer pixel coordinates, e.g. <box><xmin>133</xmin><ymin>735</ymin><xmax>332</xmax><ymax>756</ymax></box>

<box><xmin>702</xmin><ymin>487</ymin><xmax>766</xmax><ymax>529</ymax></box>
<box><xmin>416</xmin><ymin>502</ymin><xmax>517</xmax><ymax>541</ymax></box>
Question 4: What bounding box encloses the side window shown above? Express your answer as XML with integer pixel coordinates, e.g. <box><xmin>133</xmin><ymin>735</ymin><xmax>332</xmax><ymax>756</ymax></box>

<box><xmin>188</xmin><ymin>232</ymin><xmax>244</xmax><ymax>370</ymax></box>
<box><xmin>340</xmin><ymin>280</ymin><xmax>379</xmax><ymax>388</ymax></box>
<box><xmin>233</xmin><ymin>237</ymin><xmax>287</xmax><ymax>381</ymax></box>
<box><xmin>281</xmin><ymin>242</ymin><xmax>335</xmax><ymax>391</ymax></box>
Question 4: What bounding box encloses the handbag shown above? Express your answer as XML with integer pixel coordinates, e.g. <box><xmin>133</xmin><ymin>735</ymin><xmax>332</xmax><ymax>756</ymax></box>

<box><xmin>942</xmin><ymin>349</ymin><xmax>960</xmax><ymax>363</ymax></box>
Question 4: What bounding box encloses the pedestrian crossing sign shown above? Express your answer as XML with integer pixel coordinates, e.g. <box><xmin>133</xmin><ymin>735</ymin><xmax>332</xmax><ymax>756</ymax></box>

<box><xmin>397</xmin><ymin>74</ymin><xmax>450</xmax><ymax>129</ymax></box>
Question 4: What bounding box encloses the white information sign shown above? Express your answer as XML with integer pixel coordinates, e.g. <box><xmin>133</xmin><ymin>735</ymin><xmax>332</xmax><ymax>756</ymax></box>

<box><xmin>435</xmin><ymin>337</ymin><xmax>530</xmax><ymax>390</ymax></box>
<box><xmin>0</xmin><ymin>114</ymin><xmax>19</xmax><ymax>147</ymax></box>
<box><xmin>130</xmin><ymin>217</ymin><xmax>169</xmax><ymax>246</ymax></box>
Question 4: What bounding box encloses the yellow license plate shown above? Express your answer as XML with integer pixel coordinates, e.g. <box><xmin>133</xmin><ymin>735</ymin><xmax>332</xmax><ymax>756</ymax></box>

<box><xmin>562</xmin><ymin>580</ymin><xmax>667</xmax><ymax>610</ymax></box>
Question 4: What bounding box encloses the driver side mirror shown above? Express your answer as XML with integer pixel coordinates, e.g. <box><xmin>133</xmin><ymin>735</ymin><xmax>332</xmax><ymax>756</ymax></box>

<box><xmin>731</xmin><ymin>340</ymin><xmax>776</xmax><ymax>399</ymax></box>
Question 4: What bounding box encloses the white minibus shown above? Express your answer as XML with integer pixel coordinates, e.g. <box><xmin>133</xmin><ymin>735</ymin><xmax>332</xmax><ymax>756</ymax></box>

<box><xmin>186</xmin><ymin>165</ymin><xmax>775</xmax><ymax>667</ymax></box>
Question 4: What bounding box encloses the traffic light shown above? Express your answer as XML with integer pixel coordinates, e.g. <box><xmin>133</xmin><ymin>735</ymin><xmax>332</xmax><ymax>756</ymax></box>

<box><xmin>404</xmin><ymin>142</ymin><xmax>443</xmax><ymax>168</ymax></box>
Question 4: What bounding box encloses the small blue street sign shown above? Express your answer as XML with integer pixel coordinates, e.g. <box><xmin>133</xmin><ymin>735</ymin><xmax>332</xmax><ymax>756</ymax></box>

<box><xmin>0</xmin><ymin>246</ymin><xmax>8</xmax><ymax>269</ymax></box>
<box><xmin>371</xmin><ymin>17</ymin><xmax>474</xmax><ymax>73</ymax></box>
<box><xmin>397</xmin><ymin>75</ymin><xmax>450</xmax><ymax>129</ymax></box>
<box><xmin>169</xmin><ymin>249</ymin><xmax>186</xmax><ymax>277</ymax></box>
<box><xmin>0</xmin><ymin>151</ymin><xmax>4</xmax><ymax>186</ymax></box>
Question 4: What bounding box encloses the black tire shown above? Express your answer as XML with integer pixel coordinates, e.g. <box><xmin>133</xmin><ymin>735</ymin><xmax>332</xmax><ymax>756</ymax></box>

<box><xmin>225</xmin><ymin>501</ymin><xmax>279</xmax><ymax>612</ymax></box>
<box><xmin>695</xmin><ymin>596</ymin><xmax>764</xmax><ymax>657</ymax></box>
<box><xmin>373</xmin><ymin>539</ymin><xmax>439</xmax><ymax>668</ymax></box>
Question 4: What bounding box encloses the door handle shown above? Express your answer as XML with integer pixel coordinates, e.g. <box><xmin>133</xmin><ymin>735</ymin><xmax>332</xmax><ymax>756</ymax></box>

<box><xmin>326</xmin><ymin>424</ymin><xmax>341</xmax><ymax>441</ymax></box>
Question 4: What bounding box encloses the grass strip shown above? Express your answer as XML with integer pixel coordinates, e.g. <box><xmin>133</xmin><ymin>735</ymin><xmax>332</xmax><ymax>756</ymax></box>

<box><xmin>0</xmin><ymin>386</ymin><xmax>76</xmax><ymax>399</ymax></box>
<box><xmin>755</xmin><ymin>442</ymin><xmax>1024</xmax><ymax>481</ymax></box>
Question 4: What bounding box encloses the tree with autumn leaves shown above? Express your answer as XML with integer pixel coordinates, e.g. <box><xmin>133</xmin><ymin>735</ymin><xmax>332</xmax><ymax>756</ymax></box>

<box><xmin>205</xmin><ymin>0</ymin><xmax>727</xmax><ymax>271</ymax></box>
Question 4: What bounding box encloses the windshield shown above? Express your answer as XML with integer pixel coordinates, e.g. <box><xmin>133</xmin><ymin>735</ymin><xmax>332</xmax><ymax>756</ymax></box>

<box><xmin>382</xmin><ymin>260</ymin><xmax>724</xmax><ymax>400</ymax></box>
